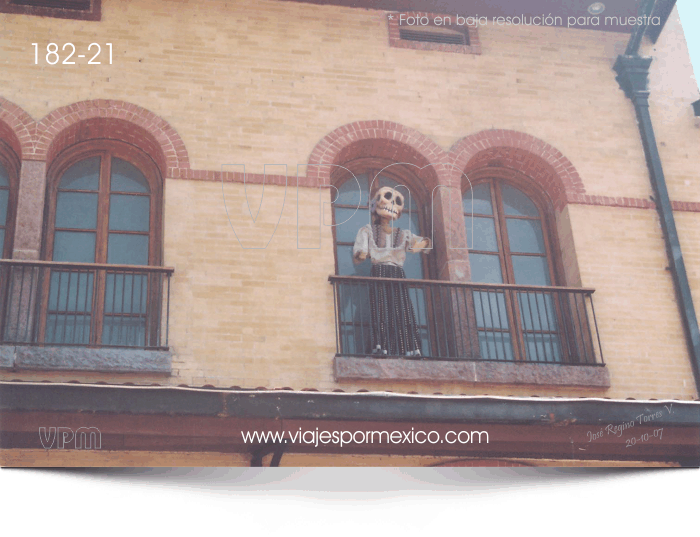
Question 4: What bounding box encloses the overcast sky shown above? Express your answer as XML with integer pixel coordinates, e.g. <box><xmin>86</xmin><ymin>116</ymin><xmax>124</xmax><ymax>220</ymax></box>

<box><xmin>678</xmin><ymin>0</ymin><xmax>699</xmax><ymax>91</ymax></box>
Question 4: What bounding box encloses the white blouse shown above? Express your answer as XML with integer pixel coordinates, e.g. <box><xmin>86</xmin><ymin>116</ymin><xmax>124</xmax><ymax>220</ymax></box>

<box><xmin>353</xmin><ymin>224</ymin><xmax>430</xmax><ymax>267</ymax></box>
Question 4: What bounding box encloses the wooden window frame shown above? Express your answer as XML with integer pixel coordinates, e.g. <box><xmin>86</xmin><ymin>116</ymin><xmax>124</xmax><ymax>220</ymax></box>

<box><xmin>463</xmin><ymin>168</ymin><xmax>571</xmax><ymax>363</ymax></box>
<box><xmin>0</xmin><ymin>0</ymin><xmax>101</xmax><ymax>21</ymax></box>
<box><xmin>462</xmin><ymin>168</ymin><xmax>563</xmax><ymax>287</ymax></box>
<box><xmin>0</xmin><ymin>140</ymin><xmax>20</xmax><ymax>260</ymax></box>
<box><xmin>41</xmin><ymin>140</ymin><xmax>163</xmax><ymax>347</ymax></box>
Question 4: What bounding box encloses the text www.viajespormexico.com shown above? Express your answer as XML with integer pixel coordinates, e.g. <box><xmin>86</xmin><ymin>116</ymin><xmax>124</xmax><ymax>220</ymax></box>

<box><xmin>242</xmin><ymin>429</ymin><xmax>488</xmax><ymax>448</ymax></box>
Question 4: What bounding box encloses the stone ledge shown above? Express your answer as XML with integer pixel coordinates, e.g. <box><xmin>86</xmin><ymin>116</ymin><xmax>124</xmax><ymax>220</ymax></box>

<box><xmin>0</xmin><ymin>346</ymin><xmax>14</xmax><ymax>369</ymax></box>
<box><xmin>0</xmin><ymin>345</ymin><xmax>171</xmax><ymax>374</ymax></box>
<box><xmin>333</xmin><ymin>356</ymin><xmax>610</xmax><ymax>388</ymax></box>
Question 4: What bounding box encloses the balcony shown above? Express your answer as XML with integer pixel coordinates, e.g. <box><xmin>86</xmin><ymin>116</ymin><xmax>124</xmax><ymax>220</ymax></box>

<box><xmin>329</xmin><ymin>275</ymin><xmax>609</xmax><ymax>387</ymax></box>
<box><xmin>0</xmin><ymin>259</ymin><xmax>173</xmax><ymax>373</ymax></box>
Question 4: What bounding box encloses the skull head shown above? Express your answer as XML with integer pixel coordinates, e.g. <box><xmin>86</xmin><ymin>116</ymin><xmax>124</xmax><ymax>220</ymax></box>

<box><xmin>371</xmin><ymin>187</ymin><xmax>404</xmax><ymax>222</ymax></box>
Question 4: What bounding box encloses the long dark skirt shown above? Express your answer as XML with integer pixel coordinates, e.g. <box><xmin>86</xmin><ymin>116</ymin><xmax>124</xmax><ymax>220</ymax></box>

<box><xmin>368</xmin><ymin>263</ymin><xmax>422</xmax><ymax>356</ymax></box>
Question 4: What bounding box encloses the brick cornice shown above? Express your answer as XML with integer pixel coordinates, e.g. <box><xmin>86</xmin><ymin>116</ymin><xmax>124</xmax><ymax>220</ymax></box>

<box><xmin>568</xmin><ymin>192</ymin><xmax>700</xmax><ymax>213</ymax></box>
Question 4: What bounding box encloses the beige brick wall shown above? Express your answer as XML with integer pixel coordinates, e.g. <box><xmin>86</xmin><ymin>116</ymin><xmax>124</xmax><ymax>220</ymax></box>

<box><xmin>0</xmin><ymin>0</ymin><xmax>645</xmax><ymax>186</ymax></box>
<box><xmin>568</xmin><ymin>203</ymin><xmax>697</xmax><ymax>399</ymax></box>
<box><xmin>1</xmin><ymin>0</ymin><xmax>698</xmax><ymax>399</ymax></box>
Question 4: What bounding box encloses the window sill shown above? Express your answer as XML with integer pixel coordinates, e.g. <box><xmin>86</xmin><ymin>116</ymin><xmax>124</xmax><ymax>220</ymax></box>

<box><xmin>0</xmin><ymin>345</ymin><xmax>171</xmax><ymax>374</ymax></box>
<box><xmin>334</xmin><ymin>356</ymin><xmax>610</xmax><ymax>388</ymax></box>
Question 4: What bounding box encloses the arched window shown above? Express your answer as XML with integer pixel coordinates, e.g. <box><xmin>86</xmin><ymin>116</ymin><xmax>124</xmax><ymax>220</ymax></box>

<box><xmin>331</xmin><ymin>167</ymin><xmax>431</xmax><ymax>356</ymax></box>
<box><xmin>42</xmin><ymin>141</ymin><xmax>162</xmax><ymax>347</ymax></box>
<box><xmin>0</xmin><ymin>143</ymin><xmax>19</xmax><ymax>259</ymax></box>
<box><xmin>463</xmin><ymin>175</ymin><xmax>562</xmax><ymax>362</ymax></box>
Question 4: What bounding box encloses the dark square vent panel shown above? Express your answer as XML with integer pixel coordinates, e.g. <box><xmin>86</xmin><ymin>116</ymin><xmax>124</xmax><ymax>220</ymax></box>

<box><xmin>1</xmin><ymin>0</ymin><xmax>100</xmax><ymax>20</ymax></box>
<box><xmin>399</xmin><ymin>26</ymin><xmax>469</xmax><ymax>46</ymax></box>
<box><xmin>11</xmin><ymin>0</ymin><xmax>91</xmax><ymax>9</ymax></box>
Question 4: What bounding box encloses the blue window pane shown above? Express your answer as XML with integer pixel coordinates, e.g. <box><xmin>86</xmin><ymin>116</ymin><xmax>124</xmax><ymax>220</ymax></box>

<box><xmin>463</xmin><ymin>183</ymin><xmax>493</xmax><ymax>215</ymax></box>
<box><xmin>53</xmin><ymin>231</ymin><xmax>96</xmax><ymax>263</ymax></box>
<box><xmin>403</xmin><ymin>248</ymin><xmax>424</xmax><ymax>280</ymax></box>
<box><xmin>339</xmin><ymin>324</ymin><xmax>371</xmax><ymax>355</ymax></box>
<box><xmin>409</xmin><ymin>211</ymin><xmax>421</xmax><ymax>235</ymax></box>
<box><xmin>466</xmin><ymin>216</ymin><xmax>498</xmax><ymax>252</ymax></box>
<box><xmin>468</xmin><ymin>253</ymin><xmax>503</xmax><ymax>283</ymax></box>
<box><xmin>408</xmin><ymin>287</ymin><xmax>431</xmax><ymax>354</ymax></box>
<box><xmin>102</xmin><ymin>316</ymin><xmax>146</xmax><ymax>347</ymax></box>
<box><xmin>394</xmin><ymin>209</ymin><xmax>420</xmax><ymax>235</ymax></box>
<box><xmin>0</xmin><ymin>229</ymin><xmax>5</xmax><ymax>256</ymax></box>
<box><xmin>501</xmin><ymin>184</ymin><xmax>539</xmax><ymax>217</ymax></box>
<box><xmin>55</xmin><ymin>192</ymin><xmax>98</xmax><ymax>229</ymax></box>
<box><xmin>523</xmin><ymin>333</ymin><xmax>561</xmax><ymax>363</ymax></box>
<box><xmin>335</xmin><ymin>174</ymin><xmax>368</xmax><ymax>206</ymax></box>
<box><xmin>334</xmin><ymin>207</ymin><xmax>370</xmax><ymax>243</ymax></box>
<box><xmin>104</xmin><ymin>273</ymin><xmax>148</xmax><ymax>314</ymax></box>
<box><xmin>478</xmin><ymin>331</ymin><xmax>514</xmax><ymax>361</ymax></box>
<box><xmin>0</xmin><ymin>161</ymin><xmax>8</xmax><ymax>187</ymax></box>
<box><xmin>506</xmin><ymin>218</ymin><xmax>546</xmax><ymax>254</ymax></box>
<box><xmin>518</xmin><ymin>291</ymin><xmax>557</xmax><ymax>331</ymax></box>
<box><xmin>109</xmin><ymin>194</ymin><xmax>150</xmax><ymax>232</ymax></box>
<box><xmin>107</xmin><ymin>234</ymin><xmax>149</xmax><ymax>265</ymax></box>
<box><xmin>48</xmin><ymin>270</ymin><xmax>94</xmax><ymax>312</ymax></box>
<box><xmin>409</xmin><ymin>287</ymin><xmax>428</xmax><ymax>328</ymax></box>
<box><xmin>45</xmin><ymin>314</ymin><xmax>91</xmax><ymax>345</ymax></box>
<box><xmin>337</xmin><ymin>244</ymin><xmax>370</xmax><ymax>277</ymax></box>
<box><xmin>111</xmin><ymin>158</ymin><xmax>150</xmax><ymax>193</ymax></box>
<box><xmin>59</xmin><ymin>157</ymin><xmax>100</xmax><ymax>191</ymax></box>
<box><xmin>473</xmin><ymin>290</ymin><xmax>509</xmax><ymax>329</ymax></box>
<box><xmin>512</xmin><ymin>255</ymin><xmax>551</xmax><ymax>286</ymax></box>
<box><xmin>337</xmin><ymin>278</ymin><xmax>371</xmax><ymax>355</ymax></box>
<box><xmin>338</xmin><ymin>282</ymin><xmax>370</xmax><ymax>326</ymax></box>
<box><xmin>0</xmin><ymin>189</ymin><xmax>8</xmax><ymax>226</ymax></box>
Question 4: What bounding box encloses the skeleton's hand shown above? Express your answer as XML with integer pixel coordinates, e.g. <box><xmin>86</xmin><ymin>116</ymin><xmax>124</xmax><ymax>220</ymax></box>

<box><xmin>354</xmin><ymin>250</ymin><xmax>368</xmax><ymax>263</ymax></box>
<box><xmin>409</xmin><ymin>237</ymin><xmax>432</xmax><ymax>253</ymax></box>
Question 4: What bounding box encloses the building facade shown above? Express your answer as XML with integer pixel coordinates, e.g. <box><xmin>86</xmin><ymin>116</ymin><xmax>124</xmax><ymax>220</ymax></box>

<box><xmin>0</xmin><ymin>0</ymin><xmax>699</xmax><ymax>466</ymax></box>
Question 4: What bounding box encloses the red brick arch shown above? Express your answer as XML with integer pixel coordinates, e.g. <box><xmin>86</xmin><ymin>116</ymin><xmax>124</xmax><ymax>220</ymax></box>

<box><xmin>0</xmin><ymin>98</ymin><xmax>190</xmax><ymax>177</ymax></box>
<box><xmin>307</xmin><ymin>120</ymin><xmax>450</xmax><ymax>190</ymax></box>
<box><xmin>35</xmin><ymin>100</ymin><xmax>189</xmax><ymax>176</ymax></box>
<box><xmin>448</xmin><ymin>130</ymin><xmax>585</xmax><ymax>209</ymax></box>
<box><xmin>0</xmin><ymin>97</ymin><xmax>36</xmax><ymax>159</ymax></box>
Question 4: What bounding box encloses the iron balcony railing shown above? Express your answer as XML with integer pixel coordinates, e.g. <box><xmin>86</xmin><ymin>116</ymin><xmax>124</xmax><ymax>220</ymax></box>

<box><xmin>0</xmin><ymin>259</ymin><xmax>174</xmax><ymax>350</ymax></box>
<box><xmin>329</xmin><ymin>275</ymin><xmax>604</xmax><ymax>365</ymax></box>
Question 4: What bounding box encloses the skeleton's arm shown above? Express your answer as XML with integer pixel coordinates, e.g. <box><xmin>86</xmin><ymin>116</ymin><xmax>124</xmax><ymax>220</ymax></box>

<box><xmin>353</xmin><ymin>226</ymin><xmax>370</xmax><ymax>263</ymax></box>
<box><xmin>407</xmin><ymin>233</ymin><xmax>432</xmax><ymax>254</ymax></box>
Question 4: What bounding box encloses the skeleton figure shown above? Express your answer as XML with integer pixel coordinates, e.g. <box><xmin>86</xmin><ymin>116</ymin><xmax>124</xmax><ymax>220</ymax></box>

<box><xmin>353</xmin><ymin>187</ymin><xmax>432</xmax><ymax>356</ymax></box>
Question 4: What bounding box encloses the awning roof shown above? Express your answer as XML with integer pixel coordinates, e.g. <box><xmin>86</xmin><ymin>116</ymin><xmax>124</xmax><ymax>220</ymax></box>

<box><xmin>2</xmin><ymin>381</ymin><xmax>698</xmax><ymax>465</ymax></box>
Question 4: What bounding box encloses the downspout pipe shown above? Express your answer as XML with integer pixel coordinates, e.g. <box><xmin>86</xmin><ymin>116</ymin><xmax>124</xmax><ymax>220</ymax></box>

<box><xmin>613</xmin><ymin>0</ymin><xmax>700</xmax><ymax>395</ymax></box>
